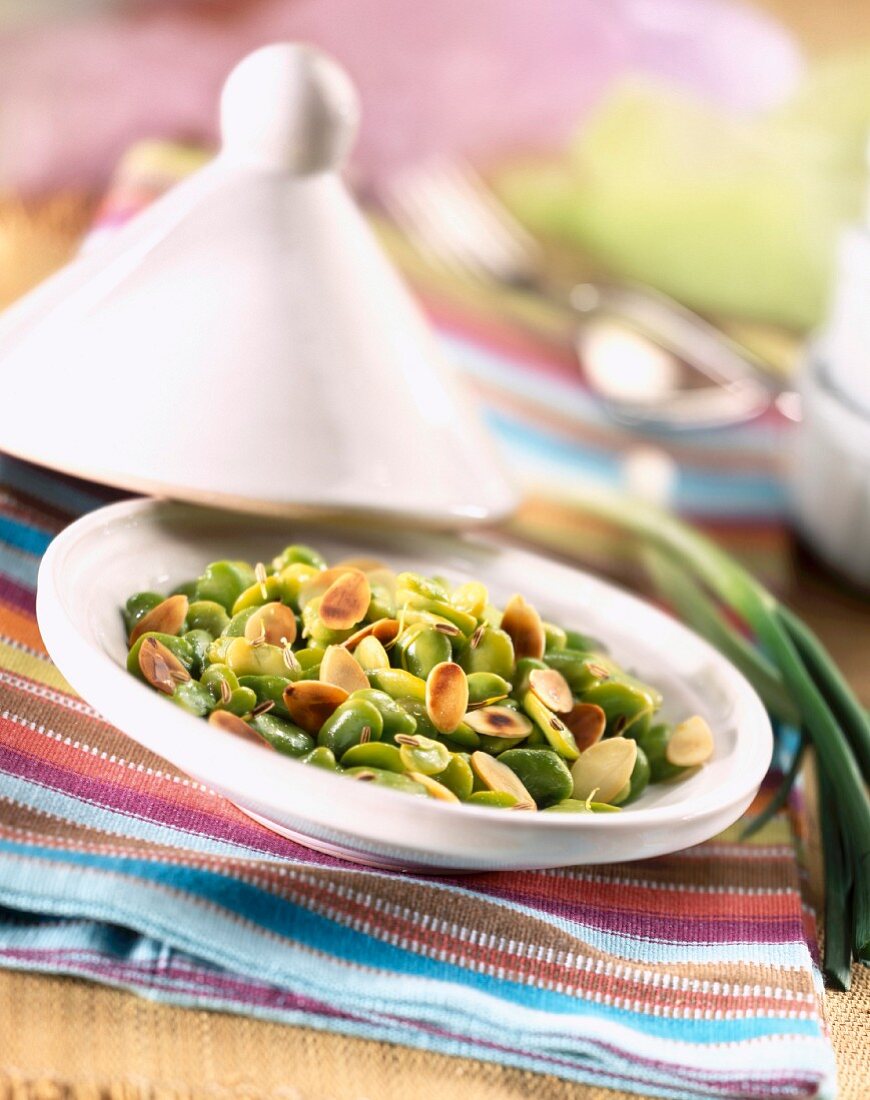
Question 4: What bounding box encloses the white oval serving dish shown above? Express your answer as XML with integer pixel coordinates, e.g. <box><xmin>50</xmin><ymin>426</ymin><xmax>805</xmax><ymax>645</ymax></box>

<box><xmin>36</xmin><ymin>498</ymin><xmax>772</xmax><ymax>872</ymax></box>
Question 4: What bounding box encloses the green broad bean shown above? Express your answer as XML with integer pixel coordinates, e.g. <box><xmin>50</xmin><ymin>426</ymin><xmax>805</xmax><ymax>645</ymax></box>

<box><xmin>300</xmin><ymin>746</ymin><xmax>339</xmax><ymax>770</ymax></box>
<box><xmin>170</xmin><ymin>580</ymin><xmax>198</xmax><ymax>600</ymax></box>
<box><xmin>542</xmin><ymin>649</ymin><xmax>616</xmax><ymax>694</ymax></box>
<box><xmin>318</xmin><ymin>698</ymin><xmax>384</xmax><ymax>757</ymax></box>
<box><xmin>223</xmin><ymin>606</ymin><xmax>260</xmax><ymax>637</ymax></box>
<box><xmin>541</xmin><ymin>799</ymin><xmax>621</xmax><ymax>813</ymax></box>
<box><xmin>352</xmin><ymin>689</ymin><xmax>417</xmax><ymax>737</ymax></box>
<box><xmin>397</xmin><ymin>625</ymin><xmax>452</xmax><ymax>679</ymax></box>
<box><xmin>457</xmin><ymin>627</ymin><xmax>515</xmax><ymax>680</ymax></box>
<box><xmin>185</xmin><ymin>600</ymin><xmax>230</xmax><ymax>637</ymax></box>
<box><xmin>201</xmin><ymin>663</ymin><xmax>239</xmax><ymax>699</ymax></box>
<box><xmin>231</xmin><ymin>575</ymin><xmax>282</xmax><ymax>615</ymax></box>
<box><xmin>466</xmin><ymin>672</ymin><xmax>511</xmax><ymax>707</ymax></box>
<box><xmin>272</xmin><ymin>544</ymin><xmax>326</xmax><ymax>572</ymax></box>
<box><xmin>225</xmin><ymin>638</ymin><xmax>289</xmax><ymax>679</ymax></box>
<box><xmin>367</xmin><ymin>668</ymin><xmax>427</xmax><ymax>702</ymax></box>
<box><xmin>396</xmin><ymin>572</ymin><xmax>450</xmax><ymax>602</ymax></box>
<box><xmin>623</xmin><ymin>744</ymin><xmax>651</xmax><ymax>804</ymax></box>
<box><xmin>581</xmin><ymin>676</ymin><xmax>662</xmax><ymax>738</ymax></box>
<box><xmin>399</xmin><ymin>593</ymin><xmax>477</xmax><ymax>634</ymax></box>
<box><xmin>366</xmin><ymin>580</ymin><xmax>396</xmax><ymax>621</ymax></box>
<box><xmin>170</xmin><ymin>679</ymin><xmax>215</xmax><ymax>716</ymax></box>
<box><xmin>543</xmin><ymin>622</ymin><xmax>567</xmax><ymax>651</ymax></box>
<box><xmin>250</xmin><ymin>713</ymin><xmax>314</xmax><ymax>757</ymax></box>
<box><xmin>397</xmin><ymin>734</ymin><xmax>450</xmax><ymax>776</ymax></box>
<box><xmin>437</xmin><ymin>753</ymin><xmax>475</xmax><ymax>800</ymax></box>
<box><xmin>182</xmin><ymin>629</ymin><xmax>212</xmax><ymax>678</ymax></box>
<box><xmin>497</xmin><ymin>748</ymin><xmax>573</xmax><ymax>808</ymax></box>
<box><xmin>465</xmin><ymin>791</ymin><xmax>519</xmax><ymax>808</ymax></box>
<box><xmin>344</xmin><ymin>767</ymin><xmax>427</xmax><ymax>795</ymax></box>
<box><xmin>637</xmin><ymin>723</ymin><xmax>687</xmax><ymax>783</ymax></box>
<box><xmin>219</xmin><ymin>686</ymin><xmax>258</xmax><ymax>717</ymax></box>
<box><xmin>194</xmin><ymin>561</ymin><xmax>255</xmax><ymax>612</ymax></box>
<box><xmin>522</xmin><ymin>691</ymin><xmax>580</xmax><ymax>761</ymax></box>
<box><xmin>450</xmin><ymin>581</ymin><xmax>488</xmax><ymax>618</ymax></box>
<box><xmin>296</xmin><ymin>646</ymin><xmax>325</xmax><ymax>671</ymax></box>
<box><xmin>511</xmin><ymin>657</ymin><xmax>548</xmax><ymax>701</ymax></box>
<box><xmin>564</xmin><ymin>629</ymin><xmax>607</xmax><ymax>653</ymax></box>
<box><xmin>238</xmin><ymin>675</ymin><xmax>294</xmax><ymax>715</ymax></box>
<box><xmin>122</xmin><ymin>592</ymin><xmax>163</xmax><ymax>636</ymax></box>
<box><xmin>341</xmin><ymin>742</ymin><xmax>404</xmax><ymax>772</ymax></box>
<box><xmin>277</xmin><ymin>562</ymin><xmax>321</xmax><ymax>611</ymax></box>
<box><xmin>206</xmin><ymin>636</ymin><xmax>234</xmax><ymax>665</ymax></box>
<box><xmin>126</xmin><ymin>632</ymin><xmax>195</xmax><ymax>680</ymax></box>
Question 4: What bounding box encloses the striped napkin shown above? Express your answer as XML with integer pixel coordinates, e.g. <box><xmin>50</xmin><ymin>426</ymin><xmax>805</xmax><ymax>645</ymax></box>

<box><xmin>0</xmin><ymin>145</ymin><xmax>837</xmax><ymax>1098</ymax></box>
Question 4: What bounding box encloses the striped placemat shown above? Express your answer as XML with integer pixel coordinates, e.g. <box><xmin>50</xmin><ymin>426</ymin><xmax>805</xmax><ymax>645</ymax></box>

<box><xmin>0</xmin><ymin>144</ymin><xmax>836</xmax><ymax>1097</ymax></box>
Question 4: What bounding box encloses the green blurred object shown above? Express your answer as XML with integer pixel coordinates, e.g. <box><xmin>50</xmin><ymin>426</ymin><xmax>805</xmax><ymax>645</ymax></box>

<box><xmin>495</xmin><ymin>55</ymin><xmax>870</xmax><ymax>331</ymax></box>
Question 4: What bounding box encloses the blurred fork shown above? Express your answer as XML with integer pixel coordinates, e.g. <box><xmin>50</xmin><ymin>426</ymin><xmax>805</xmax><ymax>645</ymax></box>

<box><xmin>381</xmin><ymin>158</ymin><xmax>793</xmax><ymax>429</ymax></box>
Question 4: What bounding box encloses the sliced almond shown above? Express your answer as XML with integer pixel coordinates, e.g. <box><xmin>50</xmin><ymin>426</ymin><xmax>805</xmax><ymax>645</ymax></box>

<box><xmin>500</xmin><ymin>594</ymin><xmax>545</xmax><ymax>661</ymax></box>
<box><xmin>319</xmin><ymin>644</ymin><xmax>369</xmax><ymax>694</ymax></box>
<box><xmin>297</xmin><ymin>565</ymin><xmax>352</xmax><ymax>606</ymax></box>
<box><xmin>666</xmin><ymin>715</ymin><xmax>714</xmax><ymax>767</ymax></box>
<box><xmin>528</xmin><ymin>668</ymin><xmax>573</xmax><ymax>713</ymax></box>
<box><xmin>463</xmin><ymin>706</ymin><xmax>533</xmax><ymax>740</ymax></box>
<box><xmin>425</xmin><ymin>661</ymin><xmax>468</xmax><ymax>734</ymax></box>
<box><xmin>208</xmin><ymin>709</ymin><xmax>270</xmax><ymax>748</ymax></box>
<box><xmin>138</xmin><ymin>636</ymin><xmax>190</xmax><ymax>694</ymax></box>
<box><xmin>470</xmin><ymin>751</ymin><xmax>536</xmax><ymax>810</ymax></box>
<box><xmin>340</xmin><ymin>617</ymin><xmax>400</xmax><ymax>651</ymax></box>
<box><xmin>244</xmin><ymin>601</ymin><xmax>298</xmax><ymax>647</ymax></box>
<box><xmin>318</xmin><ymin>569</ymin><xmax>371</xmax><ymax>630</ymax></box>
<box><xmin>570</xmin><ymin>737</ymin><xmax>637</xmax><ymax>804</ymax></box>
<box><xmin>129</xmin><ymin>594</ymin><xmax>189</xmax><ymax>646</ymax></box>
<box><xmin>563</xmin><ymin>702</ymin><xmax>607</xmax><ymax>751</ymax></box>
<box><xmin>282</xmin><ymin>680</ymin><xmax>349</xmax><ymax>732</ymax></box>
<box><xmin>407</xmin><ymin>771</ymin><xmax>461</xmax><ymax>803</ymax></box>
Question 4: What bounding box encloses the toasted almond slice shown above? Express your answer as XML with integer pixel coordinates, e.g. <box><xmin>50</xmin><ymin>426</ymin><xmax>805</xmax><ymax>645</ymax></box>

<box><xmin>319</xmin><ymin>569</ymin><xmax>371</xmax><ymax>630</ymax></box>
<box><xmin>244</xmin><ymin>601</ymin><xmax>298</xmax><ymax>647</ymax></box>
<box><xmin>298</xmin><ymin>565</ymin><xmax>357</xmax><ymax>607</ymax></box>
<box><xmin>470</xmin><ymin>751</ymin><xmax>536</xmax><ymax>810</ymax></box>
<box><xmin>666</xmin><ymin>715</ymin><xmax>714</xmax><ymax>767</ymax></box>
<box><xmin>529</xmin><ymin>668</ymin><xmax>573</xmax><ymax>713</ymax></box>
<box><xmin>425</xmin><ymin>661</ymin><xmax>469</xmax><ymax>734</ymax></box>
<box><xmin>319</xmin><ymin>644</ymin><xmax>369</xmax><ymax>694</ymax></box>
<box><xmin>208</xmin><ymin>708</ymin><xmax>270</xmax><ymax>748</ymax></box>
<box><xmin>138</xmin><ymin>636</ymin><xmax>190</xmax><ymax>694</ymax></box>
<box><xmin>463</xmin><ymin>706</ymin><xmax>533</xmax><ymax>739</ymax></box>
<box><xmin>340</xmin><ymin>617</ymin><xmax>401</xmax><ymax>651</ymax></box>
<box><xmin>570</xmin><ymin>737</ymin><xmax>637</xmax><ymax>804</ymax></box>
<box><xmin>282</xmin><ymin>680</ymin><xmax>349</xmax><ymax>732</ymax></box>
<box><xmin>563</xmin><ymin>702</ymin><xmax>607</xmax><ymax>751</ymax></box>
<box><xmin>129</xmin><ymin>594</ymin><xmax>189</xmax><ymax>646</ymax></box>
<box><xmin>407</xmin><ymin>771</ymin><xmax>461</xmax><ymax>803</ymax></box>
<box><xmin>500</xmin><ymin>594</ymin><xmax>545</xmax><ymax>661</ymax></box>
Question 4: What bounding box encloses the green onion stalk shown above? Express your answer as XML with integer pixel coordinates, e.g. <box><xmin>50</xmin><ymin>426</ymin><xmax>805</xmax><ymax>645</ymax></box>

<box><xmin>537</xmin><ymin>486</ymin><xmax>870</xmax><ymax>988</ymax></box>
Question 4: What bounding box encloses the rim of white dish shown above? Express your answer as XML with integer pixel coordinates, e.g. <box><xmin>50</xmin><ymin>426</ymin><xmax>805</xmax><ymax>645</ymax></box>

<box><xmin>36</xmin><ymin>496</ymin><xmax>773</xmax><ymax>833</ymax></box>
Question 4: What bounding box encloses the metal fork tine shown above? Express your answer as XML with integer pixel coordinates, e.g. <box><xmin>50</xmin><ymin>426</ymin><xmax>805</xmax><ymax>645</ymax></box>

<box><xmin>383</xmin><ymin>159</ymin><xmax>532</xmax><ymax>285</ymax></box>
<box><xmin>384</xmin><ymin>164</ymin><xmax>495</xmax><ymax>284</ymax></box>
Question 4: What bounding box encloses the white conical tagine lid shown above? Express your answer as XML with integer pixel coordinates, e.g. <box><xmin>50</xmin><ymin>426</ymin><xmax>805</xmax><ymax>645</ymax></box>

<box><xmin>0</xmin><ymin>44</ymin><xmax>516</xmax><ymax>526</ymax></box>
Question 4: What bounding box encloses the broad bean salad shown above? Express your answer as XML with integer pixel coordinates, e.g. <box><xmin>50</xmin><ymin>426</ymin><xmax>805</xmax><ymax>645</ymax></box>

<box><xmin>123</xmin><ymin>545</ymin><xmax>713</xmax><ymax>812</ymax></box>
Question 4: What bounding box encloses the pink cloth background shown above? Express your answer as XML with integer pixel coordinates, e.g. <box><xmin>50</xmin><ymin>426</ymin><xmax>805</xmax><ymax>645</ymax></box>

<box><xmin>0</xmin><ymin>0</ymin><xmax>801</xmax><ymax>194</ymax></box>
